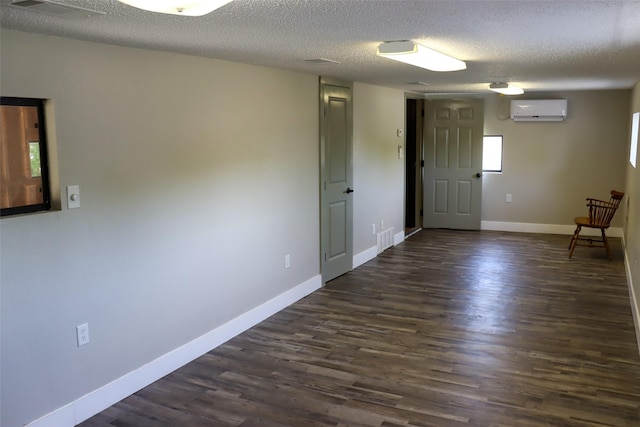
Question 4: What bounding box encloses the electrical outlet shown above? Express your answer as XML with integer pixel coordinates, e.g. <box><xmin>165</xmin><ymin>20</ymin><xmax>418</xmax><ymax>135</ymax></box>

<box><xmin>284</xmin><ymin>254</ymin><xmax>291</xmax><ymax>269</ymax></box>
<box><xmin>506</xmin><ymin>193</ymin><xmax>512</xmax><ymax>203</ymax></box>
<box><xmin>76</xmin><ymin>323</ymin><xmax>89</xmax><ymax>347</ymax></box>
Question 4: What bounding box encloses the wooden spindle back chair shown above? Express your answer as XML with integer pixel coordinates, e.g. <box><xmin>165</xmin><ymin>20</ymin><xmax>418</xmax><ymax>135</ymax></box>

<box><xmin>568</xmin><ymin>190</ymin><xmax>624</xmax><ymax>260</ymax></box>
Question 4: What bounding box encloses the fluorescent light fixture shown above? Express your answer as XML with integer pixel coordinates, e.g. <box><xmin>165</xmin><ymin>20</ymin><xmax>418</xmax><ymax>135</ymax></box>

<box><xmin>489</xmin><ymin>82</ymin><xmax>524</xmax><ymax>95</ymax></box>
<box><xmin>117</xmin><ymin>0</ymin><xmax>234</xmax><ymax>16</ymax></box>
<box><xmin>376</xmin><ymin>41</ymin><xmax>466</xmax><ymax>72</ymax></box>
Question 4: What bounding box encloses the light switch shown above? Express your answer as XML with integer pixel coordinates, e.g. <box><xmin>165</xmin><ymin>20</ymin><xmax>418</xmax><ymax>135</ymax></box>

<box><xmin>67</xmin><ymin>185</ymin><xmax>80</xmax><ymax>209</ymax></box>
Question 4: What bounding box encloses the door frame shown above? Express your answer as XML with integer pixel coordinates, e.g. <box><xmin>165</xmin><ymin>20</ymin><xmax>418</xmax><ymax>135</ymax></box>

<box><xmin>404</xmin><ymin>95</ymin><xmax>425</xmax><ymax>236</ymax></box>
<box><xmin>319</xmin><ymin>76</ymin><xmax>353</xmax><ymax>283</ymax></box>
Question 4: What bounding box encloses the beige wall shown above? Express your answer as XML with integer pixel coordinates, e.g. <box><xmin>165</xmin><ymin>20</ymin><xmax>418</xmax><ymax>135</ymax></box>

<box><xmin>1</xmin><ymin>28</ymin><xmax>637</xmax><ymax>427</ymax></box>
<box><xmin>353</xmin><ymin>82</ymin><xmax>405</xmax><ymax>255</ymax></box>
<box><xmin>0</xmin><ymin>30</ymin><xmax>321</xmax><ymax>427</ymax></box>
<box><xmin>0</xmin><ymin>30</ymin><xmax>410</xmax><ymax>427</ymax></box>
<box><xmin>625</xmin><ymin>82</ymin><xmax>640</xmax><ymax>344</ymax></box>
<box><xmin>482</xmin><ymin>91</ymin><xmax>630</xmax><ymax>226</ymax></box>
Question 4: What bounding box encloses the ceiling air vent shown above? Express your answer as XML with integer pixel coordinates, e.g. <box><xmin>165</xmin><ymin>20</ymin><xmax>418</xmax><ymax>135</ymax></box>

<box><xmin>303</xmin><ymin>58</ymin><xmax>341</xmax><ymax>65</ymax></box>
<box><xmin>1</xmin><ymin>0</ymin><xmax>105</xmax><ymax>18</ymax></box>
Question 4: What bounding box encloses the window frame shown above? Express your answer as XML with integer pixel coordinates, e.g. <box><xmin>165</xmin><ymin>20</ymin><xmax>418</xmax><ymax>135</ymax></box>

<box><xmin>630</xmin><ymin>112</ymin><xmax>638</xmax><ymax>168</ymax></box>
<box><xmin>1</xmin><ymin>96</ymin><xmax>52</xmax><ymax>217</ymax></box>
<box><xmin>482</xmin><ymin>134</ymin><xmax>503</xmax><ymax>173</ymax></box>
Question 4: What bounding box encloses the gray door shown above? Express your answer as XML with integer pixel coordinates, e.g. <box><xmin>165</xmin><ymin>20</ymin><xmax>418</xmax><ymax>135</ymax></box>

<box><xmin>320</xmin><ymin>78</ymin><xmax>353</xmax><ymax>283</ymax></box>
<box><xmin>423</xmin><ymin>99</ymin><xmax>484</xmax><ymax>230</ymax></box>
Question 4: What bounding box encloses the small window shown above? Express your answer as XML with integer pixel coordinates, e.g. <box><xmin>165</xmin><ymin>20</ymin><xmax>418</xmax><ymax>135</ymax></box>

<box><xmin>1</xmin><ymin>97</ymin><xmax>51</xmax><ymax>216</ymax></box>
<box><xmin>630</xmin><ymin>112</ymin><xmax>638</xmax><ymax>168</ymax></box>
<box><xmin>29</xmin><ymin>141</ymin><xmax>42</xmax><ymax>177</ymax></box>
<box><xmin>483</xmin><ymin>135</ymin><xmax>503</xmax><ymax>173</ymax></box>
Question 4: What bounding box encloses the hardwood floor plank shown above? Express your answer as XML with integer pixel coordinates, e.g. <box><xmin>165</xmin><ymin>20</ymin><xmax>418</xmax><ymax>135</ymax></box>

<box><xmin>79</xmin><ymin>230</ymin><xmax>640</xmax><ymax>427</ymax></box>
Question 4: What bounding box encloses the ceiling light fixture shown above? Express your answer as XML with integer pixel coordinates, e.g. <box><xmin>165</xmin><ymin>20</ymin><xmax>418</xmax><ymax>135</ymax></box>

<box><xmin>489</xmin><ymin>82</ymin><xmax>524</xmax><ymax>95</ymax></box>
<box><xmin>117</xmin><ymin>0</ymin><xmax>234</xmax><ymax>16</ymax></box>
<box><xmin>376</xmin><ymin>41</ymin><xmax>466</xmax><ymax>72</ymax></box>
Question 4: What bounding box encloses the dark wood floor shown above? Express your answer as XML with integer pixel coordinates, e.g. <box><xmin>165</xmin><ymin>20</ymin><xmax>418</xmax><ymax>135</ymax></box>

<box><xmin>80</xmin><ymin>230</ymin><xmax>640</xmax><ymax>427</ymax></box>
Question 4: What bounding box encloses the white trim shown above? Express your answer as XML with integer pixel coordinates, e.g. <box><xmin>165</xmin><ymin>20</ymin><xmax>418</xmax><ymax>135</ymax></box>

<box><xmin>393</xmin><ymin>230</ymin><xmax>405</xmax><ymax>246</ymax></box>
<box><xmin>352</xmin><ymin>230</ymin><xmax>406</xmax><ymax>269</ymax></box>
<box><xmin>623</xmin><ymin>239</ymin><xmax>640</xmax><ymax>356</ymax></box>
<box><xmin>481</xmin><ymin>221</ymin><xmax>623</xmax><ymax>237</ymax></box>
<box><xmin>26</xmin><ymin>404</ymin><xmax>75</xmax><ymax>427</ymax></box>
<box><xmin>405</xmin><ymin>227</ymin><xmax>421</xmax><ymax>239</ymax></box>
<box><xmin>628</xmin><ymin>272</ymin><xmax>640</xmax><ymax>356</ymax></box>
<box><xmin>26</xmin><ymin>275</ymin><xmax>322</xmax><ymax>427</ymax></box>
<box><xmin>353</xmin><ymin>245</ymin><xmax>377</xmax><ymax>268</ymax></box>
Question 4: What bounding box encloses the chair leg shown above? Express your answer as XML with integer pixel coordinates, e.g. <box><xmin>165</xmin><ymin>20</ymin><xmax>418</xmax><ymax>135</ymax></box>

<box><xmin>568</xmin><ymin>225</ymin><xmax>581</xmax><ymax>258</ymax></box>
<box><xmin>569</xmin><ymin>226</ymin><xmax>578</xmax><ymax>249</ymax></box>
<box><xmin>601</xmin><ymin>229</ymin><xmax>612</xmax><ymax>260</ymax></box>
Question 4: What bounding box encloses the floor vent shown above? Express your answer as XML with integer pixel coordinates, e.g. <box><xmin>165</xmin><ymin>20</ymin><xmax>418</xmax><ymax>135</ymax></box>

<box><xmin>377</xmin><ymin>227</ymin><xmax>394</xmax><ymax>254</ymax></box>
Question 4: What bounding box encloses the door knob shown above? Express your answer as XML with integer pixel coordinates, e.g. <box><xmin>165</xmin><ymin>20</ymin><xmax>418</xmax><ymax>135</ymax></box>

<box><xmin>475</xmin><ymin>172</ymin><xmax>483</xmax><ymax>178</ymax></box>
<box><xmin>345</xmin><ymin>188</ymin><xmax>354</xmax><ymax>194</ymax></box>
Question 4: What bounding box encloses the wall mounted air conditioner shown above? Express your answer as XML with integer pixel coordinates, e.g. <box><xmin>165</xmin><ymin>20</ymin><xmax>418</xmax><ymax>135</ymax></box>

<box><xmin>510</xmin><ymin>99</ymin><xmax>568</xmax><ymax>122</ymax></box>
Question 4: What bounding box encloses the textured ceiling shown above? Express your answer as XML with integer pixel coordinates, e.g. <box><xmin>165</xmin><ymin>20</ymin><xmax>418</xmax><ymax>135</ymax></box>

<box><xmin>1</xmin><ymin>0</ymin><xmax>640</xmax><ymax>94</ymax></box>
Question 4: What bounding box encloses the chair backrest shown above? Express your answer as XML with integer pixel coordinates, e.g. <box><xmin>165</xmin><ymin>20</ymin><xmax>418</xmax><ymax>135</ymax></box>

<box><xmin>608</xmin><ymin>190</ymin><xmax>625</xmax><ymax>207</ymax></box>
<box><xmin>587</xmin><ymin>189</ymin><xmax>624</xmax><ymax>226</ymax></box>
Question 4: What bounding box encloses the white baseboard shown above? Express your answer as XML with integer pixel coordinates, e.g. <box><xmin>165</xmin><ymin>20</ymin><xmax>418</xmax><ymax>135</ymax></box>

<box><xmin>481</xmin><ymin>221</ymin><xmax>623</xmax><ymax>238</ymax></box>
<box><xmin>623</xmin><ymin>243</ymin><xmax>640</xmax><ymax>356</ymax></box>
<box><xmin>405</xmin><ymin>227</ymin><xmax>422</xmax><ymax>239</ymax></box>
<box><xmin>27</xmin><ymin>275</ymin><xmax>322</xmax><ymax>427</ymax></box>
<box><xmin>26</xmin><ymin>404</ymin><xmax>75</xmax><ymax>427</ymax></box>
<box><xmin>352</xmin><ymin>231</ymin><xmax>405</xmax><ymax>269</ymax></box>
<box><xmin>353</xmin><ymin>245</ymin><xmax>377</xmax><ymax>268</ymax></box>
<box><xmin>393</xmin><ymin>230</ymin><xmax>405</xmax><ymax>246</ymax></box>
<box><xmin>629</xmin><ymin>273</ymin><xmax>640</xmax><ymax>356</ymax></box>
